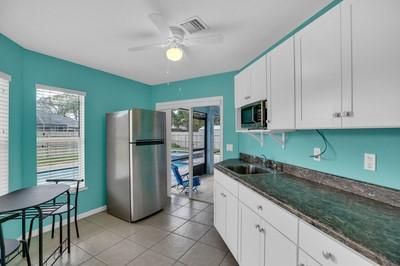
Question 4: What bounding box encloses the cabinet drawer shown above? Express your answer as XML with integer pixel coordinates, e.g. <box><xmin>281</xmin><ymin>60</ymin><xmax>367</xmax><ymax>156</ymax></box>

<box><xmin>214</xmin><ymin>169</ymin><xmax>238</xmax><ymax>197</ymax></box>
<box><xmin>298</xmin><ymin>248</ymin><xmax>321</xmax><ymax>266</ymax></box>
<box><xmin>238</xmin><ymin>183</ymin><xmax>298</xmax><ymax>242</ymax></box>
<box><xmin>299</xmin><ymin>221</ymin><xmax>376</xmax><ymax>266</ymax></box>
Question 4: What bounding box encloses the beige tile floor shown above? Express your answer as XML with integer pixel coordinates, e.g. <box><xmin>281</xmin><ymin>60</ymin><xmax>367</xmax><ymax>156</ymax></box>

<box><xmin>9</xmin><ymin>195</ymin><xmax>238</xmax><ymax>266</ymax></box>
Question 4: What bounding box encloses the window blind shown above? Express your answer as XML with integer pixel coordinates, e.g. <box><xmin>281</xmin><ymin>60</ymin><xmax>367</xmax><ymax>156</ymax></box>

<box><xmin>0</xmin><ymin>72</ymin><xmax>10</xmax><ymax>196</ymax></box>
<box><xmin>36</xmin><ymin>85</ymin><xmax>85</xmax><ymax>187</ymax></box>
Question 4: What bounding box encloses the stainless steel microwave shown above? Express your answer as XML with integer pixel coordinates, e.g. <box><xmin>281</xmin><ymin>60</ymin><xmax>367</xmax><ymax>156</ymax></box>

<box><xmin>240</xmin><ymin>100</ymin><xmax>267</xmax><ymax>129</ymax></box>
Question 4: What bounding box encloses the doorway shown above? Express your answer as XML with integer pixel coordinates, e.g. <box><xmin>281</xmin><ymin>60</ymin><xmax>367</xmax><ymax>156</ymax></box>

<box><xmin>156</xmin><ymin>97</ymin><xmax>223</xmax><ymax>204</ymax></box>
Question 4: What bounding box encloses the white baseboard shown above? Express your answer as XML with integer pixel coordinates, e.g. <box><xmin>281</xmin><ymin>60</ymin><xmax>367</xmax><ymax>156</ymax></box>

<box><xmin>23</xmin><ymin>205</ymin><xmax>107</xmax><ymax>239</ymax></box>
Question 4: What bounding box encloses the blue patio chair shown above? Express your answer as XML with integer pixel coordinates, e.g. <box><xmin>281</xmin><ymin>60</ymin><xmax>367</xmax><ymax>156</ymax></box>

<box><xmin>171</xmin><ymin>163</ymin><xmax>201</xmax><ymax>192</ymax></box>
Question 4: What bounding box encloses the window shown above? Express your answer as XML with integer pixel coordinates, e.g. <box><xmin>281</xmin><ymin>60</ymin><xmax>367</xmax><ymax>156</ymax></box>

<box><xmin>36</xmin><ymin>85</ymin><xmax>85</xmax><ymax>187</ymax></box>
<box><xmin>0</xmin><ymin>72</ymin><xmax>10</xmax><ymax>196</ymax></box>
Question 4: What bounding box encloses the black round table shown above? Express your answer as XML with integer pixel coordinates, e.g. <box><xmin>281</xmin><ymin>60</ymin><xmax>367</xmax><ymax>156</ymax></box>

<box><xmin>0</xmin><ymin>184</ymin><xmax>71</xmax><ymax>265</ymax></box>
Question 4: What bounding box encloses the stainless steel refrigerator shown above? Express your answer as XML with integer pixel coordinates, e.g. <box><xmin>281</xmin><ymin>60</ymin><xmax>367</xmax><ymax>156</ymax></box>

<box><xmin>106</xmin><ymin>108</ymin><xmax>167</xmax><ymax>222</ymax></box>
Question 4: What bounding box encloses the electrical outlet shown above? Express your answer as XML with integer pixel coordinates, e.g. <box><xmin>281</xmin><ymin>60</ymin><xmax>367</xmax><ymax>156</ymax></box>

<box><xmin>226</xmin><ymin>144</ymin><xmax>233</xmax><ymax>152</ymax></box>
<box><xmin>314</xmin><ymin>148</ymin><xmax>321</xmax><ymax>161</ymax></box>
<box><xmin>364</xmin><ymin>153</ymin><xmax>376</xmax><ymax>171</ymax></box>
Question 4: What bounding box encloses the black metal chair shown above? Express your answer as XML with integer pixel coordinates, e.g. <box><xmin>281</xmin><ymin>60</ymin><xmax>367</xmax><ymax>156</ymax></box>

<box><xmin>27</xmin><ymin>178</ymin><xmax>83</xmax><ymax>246</ymax></box>
<box><xmin>0</xmin><ymin>213</ymin><xmax>31</xmax><ymax>266</ymax></box>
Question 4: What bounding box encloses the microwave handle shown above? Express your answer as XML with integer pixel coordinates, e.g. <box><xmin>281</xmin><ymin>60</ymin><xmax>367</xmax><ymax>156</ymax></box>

<box><xmin>251</xmin><ymin>107</ymin><xmax>256</xmax><ymax>123</ymax></box>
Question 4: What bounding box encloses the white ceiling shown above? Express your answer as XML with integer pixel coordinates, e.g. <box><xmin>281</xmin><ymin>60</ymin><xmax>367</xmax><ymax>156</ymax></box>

<box><xmin>0</xmin><ymin>0</ymin><xmax>331</xmax><ymax>85</ymax></box>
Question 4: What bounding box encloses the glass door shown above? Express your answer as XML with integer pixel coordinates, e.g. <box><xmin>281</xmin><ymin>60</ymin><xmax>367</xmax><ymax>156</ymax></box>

<box><xmin>192</xmin><ymin>111</ymin><xmax>207</xmax><ymax>176</ymax></box>
<box><xmin>170</xmin><ymin>108</ymin><xmax>190</xmax><ymax>194</ymax></box>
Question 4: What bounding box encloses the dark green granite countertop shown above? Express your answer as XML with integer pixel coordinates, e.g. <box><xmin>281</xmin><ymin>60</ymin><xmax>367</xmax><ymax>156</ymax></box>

<box><xmin>215</xmin><ymin>159</ymin><xmax>400</xmax><ymax>266</ymax></box>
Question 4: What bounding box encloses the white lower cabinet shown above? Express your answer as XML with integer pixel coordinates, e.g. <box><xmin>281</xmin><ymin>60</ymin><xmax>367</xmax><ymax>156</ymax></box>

<box><xmin>299</xmin><ymin>221</ymin><xmax>376</xmax><ymax>266</ymax></box>
<box><xmin>238</xmin><ymin>202</ymin><xmax>262</xmax><ymax>266</ymax></box>
<box><xmin>214</xmin><ymin>181</ymin><xmax>238</xmax><ymax>259</ymax></box>
<box><xmin>298</xmin><ymin>249</ymin><xmax>321</xmax><ymax>266</ymax></box>
<box><xmin>238</xmin><ymin>203</ymin><xmax>297</xmax><ymax>266</ymax></box>
<box><xmin>214</xmin><ymin>170</ymin><xmax>378</xmax><ymax>266</ymax></box>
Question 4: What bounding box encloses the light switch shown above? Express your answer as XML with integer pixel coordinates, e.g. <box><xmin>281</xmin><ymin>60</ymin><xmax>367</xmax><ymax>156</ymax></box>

<box><xmin>364</xmin><ymin>153</ymin><xmax>376</xmax><ymax>171</ymax></box>
<box><xmin>226</xmin><ymin>144</ymin><xmax>233</xmax><ymax>152</ymax></box>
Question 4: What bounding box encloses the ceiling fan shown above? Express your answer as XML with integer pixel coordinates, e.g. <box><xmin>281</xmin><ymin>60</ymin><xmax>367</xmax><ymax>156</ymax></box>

<box><xmin>128</xmin><ymin>13</ymin><xmax>224</xmax><ymax>62</ymax></box>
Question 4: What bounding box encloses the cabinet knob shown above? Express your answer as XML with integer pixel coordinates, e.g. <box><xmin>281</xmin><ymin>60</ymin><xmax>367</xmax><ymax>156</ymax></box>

<box><xmin>332</xmin><ymin>112</ymin><xmax>341</xmax><ymax>118</ymax></box>
<box><xmin>245</xmin><ymin>96</ymin><xmax>251</xmax><ymax>100</ymax></box>
<box><xmin>298</xmin><ymin>264</ymin><xmax>306</xmax><ymax>266</ymax></box>
<box><xmin>341</xmin><ymin>111</ymin><xmax>353</xmax><ymax>117</ymax></box>
<box><xmin>220</xmin><ymin>193</ymin><xmax>226</xmax><ymax>198</ymax></box>
<box><xmin>258</xmin><ymin>227</ymin><xmax>265</xmax><ymax>233</ymax></box>
<box><xmin>257</xmin><ymin>205</ymin><xmax>263</xmax><ymax>211</ymax></box>
<box><xmin>255</xmin><ymin>224</ymin><xmax>260</xmax><ymax>229</ymax></box>
<box><xmin>322</xmin><ymin>251</ymin><xmax>336</xmax><ymax>262</ymax></box>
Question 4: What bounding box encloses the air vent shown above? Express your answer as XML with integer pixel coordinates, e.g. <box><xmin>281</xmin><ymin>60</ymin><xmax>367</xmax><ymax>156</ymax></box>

<box><xmin>180</xmin><ymin>16</ymin><xmax>208</xmax><ymax>34</ymax></box>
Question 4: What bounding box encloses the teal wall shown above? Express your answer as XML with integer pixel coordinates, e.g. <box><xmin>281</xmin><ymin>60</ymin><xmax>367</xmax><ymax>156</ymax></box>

<box><xmin>152</xmin><ymin>72</ymin><xmax>239</xmax><ymax>160</ymax></box>
<box><xmin>0</xmin><ymin>34</ymin><xmax>152</xmax><ymax>238</ymax></box>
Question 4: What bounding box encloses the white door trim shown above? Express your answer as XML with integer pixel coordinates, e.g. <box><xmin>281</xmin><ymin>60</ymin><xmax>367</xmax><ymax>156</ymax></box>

<box><xmin>155</xmin><ymin>96</ymin><xmax>224</xmax><ymax>197</ymax></box>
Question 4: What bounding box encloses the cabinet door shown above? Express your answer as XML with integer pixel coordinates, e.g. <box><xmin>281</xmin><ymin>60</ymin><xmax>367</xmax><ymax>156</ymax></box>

<box><xmin>214</xmin><ymin>182</ymin><xmax>226</xmax><ymax>237</ymax></box>
<box><xmin>341</xmin><ymin>0</ymin><xmax>400</xmax><ymax>128</ymax></box>
<box><xmin>267</xmin><ymin>37</ymin><xmax>295</xmax><ymax>130</ymax></box>
<box><xmin>250</xmin><ymin>56</ymin><xmax>268</xmax><ymax>103</ymax></box>
<box><xmin>260</xmin><ymin>220</ymin><xmax>297</xmax><ymax>266</ymax></box>
<box><xmin>298</xmin><ymin>249</ymin><xmax>322</xmax><ymax>266</ymax></box>
<box><xmin>295</xmin><ymin>5</ymin><xmax>342</xmax><ymax>129</ymax></box>
<box><xmin>225</xmin><ymin>190</ymin><xmax>238</xmax><ymax>259</ymax></box>
<box><xmin>239</xmin><ymin>203</ymin><xmax>261</xmax><ymax>266</ymax></box>
<box><xmin>234</xmin><ymin>69</ymin><xmax>251</xmax><ymax>108</ymax></box>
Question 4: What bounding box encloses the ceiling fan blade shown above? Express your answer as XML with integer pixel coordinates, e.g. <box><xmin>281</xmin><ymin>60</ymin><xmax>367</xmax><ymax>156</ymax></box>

<box><xmin>184</xmin><ymin>34</ymin><xmax>224</xmax><ymax>46</ymax></box>
<box><xmin>148</xmin><ymin>13</ymin><xmax>170</xmax><ymax>39</ymax></box>
<box><xmin>128</xmin><ymin>42</ymin><xmax>168</xmax><ymax>52</ymax></box>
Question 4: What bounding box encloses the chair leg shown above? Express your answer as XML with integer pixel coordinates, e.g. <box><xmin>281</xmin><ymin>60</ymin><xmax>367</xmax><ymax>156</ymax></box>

<box><xmin>51</xmin><ymin>215</ymin><xmax>55</xmax><ymax>239</ymax></box>
<box><xmin>59</xmin><ymin>214</ymin><xmax>63</xmax><ymax>254</ymax></box>
<box><xmin>21</xmin><ymin>240</ymin><xmax>31</xmax><ymax>266</ymax></box>
<box><xmin>27</xmin><ymin>217</ymin><xmax>36</xmax><ymax>248</ymax></box>
<box><xmin>74</xmin><ymin>211</ymin><xmax>80</xmax><ymax>238</ymax></box>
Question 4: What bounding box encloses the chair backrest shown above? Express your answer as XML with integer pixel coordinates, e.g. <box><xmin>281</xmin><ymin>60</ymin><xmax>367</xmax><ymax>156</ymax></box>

<box><xmin>171</xmin><ymin>163</ymin><xmax>183</xmax><ymax>186</ymax></box>
<box><xmin>47</xmin><ymin>179</ymin><xmax>84</xmax><ymax>208</ymax></box>
<box><xmin>0</xmin><ymin>213</ymin><xmax>19</xmax><ymax>262</ymax></box>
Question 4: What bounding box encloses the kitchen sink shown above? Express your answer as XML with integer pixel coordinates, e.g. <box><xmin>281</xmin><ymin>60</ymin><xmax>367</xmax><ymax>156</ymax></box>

<box><xmin>225</xmin><ymin>164</ymin><xmax>272</xmax><ymax>175</ymax></box>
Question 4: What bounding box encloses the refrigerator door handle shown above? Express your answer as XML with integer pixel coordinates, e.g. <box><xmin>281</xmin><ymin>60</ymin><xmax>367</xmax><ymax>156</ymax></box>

<box><xmin>130</xmin><ymin>139</ymin><xmax>164</xmax><ymax>145</ymax></box>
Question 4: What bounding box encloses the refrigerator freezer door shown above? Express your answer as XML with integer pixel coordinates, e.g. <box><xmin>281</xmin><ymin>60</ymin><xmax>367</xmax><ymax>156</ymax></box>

<box><xmin>130</xmin><ymin>141</ymin><xmax>167</xmax><ymax>221</ymax></box>
<box><xmin>106</xmin><ymin>111</ymin><xmax>131</xmax><ymax>221</ymax></box>
<box><xmin>130</xmin><ymin>109</ymin><xmax>166</xmax><ymax>142</ymax></box>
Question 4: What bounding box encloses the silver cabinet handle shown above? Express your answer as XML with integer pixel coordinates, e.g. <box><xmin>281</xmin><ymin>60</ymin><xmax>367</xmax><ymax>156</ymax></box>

<box><xmin>258</xmin><ymin>227</ymin><xmax>265</xmax><ymax>233</ymax></box>
<box><xmin>257</xmin><ymin>205</ymin><xmax>263</xmax><ymax>211</ymax></box>
<box><xmin>322</xmin><ymin>251</ymin><xmax>336</xmax><ymax>262</ymax></box>
<box><xmin>341</xmin><ymin>111</ymin><xmax>353</xmax><ymax>117</ymax></box>
<box><xmin>255</xmin><ymin>224</ymin><xmax>260</xmax><ymax>229</ymax></box>
<box><xmin>333</xmin><ymin>112</ymin><xmax>341</xmax><ymax>118</ymax></box>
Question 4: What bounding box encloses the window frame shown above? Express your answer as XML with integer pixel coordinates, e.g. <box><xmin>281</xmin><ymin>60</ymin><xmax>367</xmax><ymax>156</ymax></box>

<box><xmin>35</xmin><ymin>84</ymin><xmax>86</xmax><ymax>188</ymax></box>
<box><xmin>0</xmin><ymin>71</ymin><xmax>11</xmax><ymax>196</ymax></box>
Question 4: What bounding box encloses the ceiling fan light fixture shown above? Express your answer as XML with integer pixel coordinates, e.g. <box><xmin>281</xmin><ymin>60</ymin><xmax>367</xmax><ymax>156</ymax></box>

<box><xmin>166</xmin><ymin>46</ymin><xmax>183</xmax><ymax>61</ymax></box>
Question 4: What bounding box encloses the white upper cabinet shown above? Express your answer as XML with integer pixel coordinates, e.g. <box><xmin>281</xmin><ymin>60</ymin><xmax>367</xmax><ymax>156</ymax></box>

<box><xmin>250</xmin><ymin>56</ymin><xmax>268</xmax><ymax>103</ymax></box>
<box><xmin>235</xmin><ymin>68</ymin><xmax>251</xmax><ymax>108</ymax></box>
<box><xmin>267</xmin><ymin>37</ymin><xmax>296</xmax><ymax>130</ymax></box>
<box><xmin>295</xmin><ymin>5</ymin><xmax>343</xmax><ymax>129</ymax></box>
<box><xmin>234</xmin><ymin>56</ymin><xmax>267</xmax><ymax>108</ymax></box>
<box><xmin>341</xmin><ymin>0</ymin><xmax>400</xmax><ymax>128</ymax></box>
